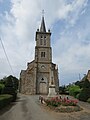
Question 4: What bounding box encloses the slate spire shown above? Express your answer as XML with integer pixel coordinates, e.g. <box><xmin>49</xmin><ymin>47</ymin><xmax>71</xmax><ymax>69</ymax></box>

<box><xmin>40</xmin><ymin>11</ymin><xmax>46</xmax><ymax>32</ymax></box>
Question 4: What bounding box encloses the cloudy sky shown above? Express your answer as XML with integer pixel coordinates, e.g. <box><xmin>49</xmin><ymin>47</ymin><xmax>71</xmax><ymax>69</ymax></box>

<box><xmin>0</xmin><ymin>0</ymin><xmax>90</xmax><ymax>85</ymax></box>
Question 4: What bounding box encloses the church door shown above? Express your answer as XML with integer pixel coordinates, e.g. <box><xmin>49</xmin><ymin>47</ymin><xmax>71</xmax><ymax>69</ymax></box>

<box><xmin>39</xmin><ymin>82</ymin><xmax>47</xmax><ymax>94</ymax></box>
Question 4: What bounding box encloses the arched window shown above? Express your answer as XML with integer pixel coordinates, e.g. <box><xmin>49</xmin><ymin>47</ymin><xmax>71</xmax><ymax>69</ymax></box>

<box><xmin>40</xmin><ymin>36</ymin><xmax>43</xmax><ymax>45</ymax></box>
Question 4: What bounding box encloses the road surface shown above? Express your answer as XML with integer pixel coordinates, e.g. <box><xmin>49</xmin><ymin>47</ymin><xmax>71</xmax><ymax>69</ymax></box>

<box><xmin>0</xmin><ymin>94</ymin><xmax>90</xmax><ymax>120</ymax></box>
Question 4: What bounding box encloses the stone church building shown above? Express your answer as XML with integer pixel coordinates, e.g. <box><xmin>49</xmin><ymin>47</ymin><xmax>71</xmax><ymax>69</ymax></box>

<box><xmin>19</xmin><ymin>16</ymin><xmax>59</xmax><ymax>94</ymax></box>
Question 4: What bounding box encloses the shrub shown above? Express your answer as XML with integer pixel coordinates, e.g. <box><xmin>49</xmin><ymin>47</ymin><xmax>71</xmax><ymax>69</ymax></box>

<box><xmin>76</xmin><ymin>94</ymin><xmax>80</xmax><ymax>99</ymax></box>
<box><xmin>45</xmin><ymin>97</ymin><xmax>78</xmax><ymax>107</ymax></box>
<box><xmin>45</xmin><ymin>97</ymin><xmax>61</xmax><ymax>107</ymax></box>
<box><xmin>68</xmin><ymin>85</ymin><xmax>81</xmax><ymax>98</ymax></box>
<box><xmin>2</xmin><ymin>87</ymin><xmax>17</xmax><ymax>101</ymax></box>
<box><xmin>0</xmin><ymin>84</ymin><xmax>5</xmax><ymax>94</ymax></box>
<box><xmin>0</xmin><ymin>94</ymin><xmax>13</xmax><ymax>109</ymax></box>
<box><xmin>87</xmin><ymin>98</ymin><xmax>90</xmax><ymax>103</ymax></box>
<box><xmin>75</xmin><ymin>78</ymin><xmax>90</xmax><ymax>89</ymax></box>
<box><xmin>78</xmin><ymin>88</ymin><xmax>90</xmax><ymax>102</ymax></box>
<box><xmin>59</xmin><ymin>86</ymin><xmax>68</xmax><ymax>94</ymax></box>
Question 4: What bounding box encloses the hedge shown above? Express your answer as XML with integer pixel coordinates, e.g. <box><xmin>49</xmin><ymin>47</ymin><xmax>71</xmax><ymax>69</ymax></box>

<box><xmin>0</xmin><ymin>94</ymin><xmax>13</xmax><ymax>109</ymax></box>
<box><xmin>78</xmin><ymin>88</ymin><xmax>90</xmax><ymax>102</ymax></box>
<box><xmin>2</xmin><ymin>87</ymin><xmax>17</xmax><ymax>101</ymax></box>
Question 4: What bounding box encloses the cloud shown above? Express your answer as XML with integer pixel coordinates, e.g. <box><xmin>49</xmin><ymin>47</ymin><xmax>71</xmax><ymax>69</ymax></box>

<box><xmin>0</xmin><ymin>0</ymin><xmax>90</xmax><ymax>85</ymax></box>
<box><xmin>57</xmin><ymin>0</ymin><xmax>88</xmax><ymax>25</ymax></box>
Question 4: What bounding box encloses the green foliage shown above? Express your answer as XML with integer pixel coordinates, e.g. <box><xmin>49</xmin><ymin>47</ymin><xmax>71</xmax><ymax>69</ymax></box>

<box><xmin>59</xmin><ymin>85</ymin><xmax>68</xmax><ymax>95</ymax></box>
<box><xmin>1</xmin><ymin>75</ymin><xmax>19</xmax><ymax>101</ymax></box>
<box><xmin>78</xmin><ymin>88</ymin><xmax>90</xmax><ymax>102</ymax></box>
<box><xmin>0</xmin><ymin>76</ymin><xmax>7</xmax><ymax>84</ymax></box>
<box><xmin>0</xmin><ymin>84</ymin><xmax>5</xmax><ymax>94</ymax></box>
<box><xmin>75</xmin><ymin>77</ymin><xmax>90</xmax><ymax>88</ymax></box>
<box><xmin>45</xmin><ymin>97</ymin><xmax>78</xmax><ymax>107</ymax></box>
<box><xmin>87</xmin><ymin>98</ymin><xmax>90</xmax><ymax>103</ymax></box>
<box><xmin>0</xmin><ymin>94</ymin><xmax>13</xmax><ymax>109</ymax></box>
<box><xmin>5</xmin><ymin>75</ymin><xmax>19</xmax><ymax>90</ymax></box>
<box><xmin>68</xmin><ymin>85</ymin><xmax>81</xmax><ymax>97</ymax></box>
<box><xmin>2</xmin><ymin>87</ymin><xmax>17</xmax><ymax>101</ymax></box>
<box><xmin>75</xmin><ymin>78</ymin><xmax>90</xmax><ymax>102</ymax></box>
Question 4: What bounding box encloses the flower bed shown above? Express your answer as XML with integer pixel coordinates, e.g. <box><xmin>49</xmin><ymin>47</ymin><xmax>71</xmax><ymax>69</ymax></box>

<box><xmin>44</xmin><ymin>96</ymin><xmax>82</xmax><ymax>112</ymax></box>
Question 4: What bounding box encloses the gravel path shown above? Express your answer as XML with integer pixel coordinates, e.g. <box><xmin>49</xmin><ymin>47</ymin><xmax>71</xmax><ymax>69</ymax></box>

<box><xmin>0</xmin><ymin>94</ymin><xmax>90</xmax><ymax>120</ymax></box>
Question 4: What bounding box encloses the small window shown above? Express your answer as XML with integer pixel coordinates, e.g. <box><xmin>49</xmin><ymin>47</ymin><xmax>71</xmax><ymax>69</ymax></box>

<box><xmin>43</xmin><ymin>52</ymin><xmax>45</xmax><ymax>57</ymax></box>
<box><xmin>40</xmin><ymin>36</ymin><xmax>43</xmax><ymax>45</ymax></box>
<box><xmin>41</xmin><ymin>52</ymin><xmax>45</xmax><ymax>57</ymax></box>
<box><xmin>40</xmin><ymin>39</ymin><xmax>42</xmax><ymax>45</ymax></box>
<box><xmin>41</xmin><ymin>78</ymin><xmax>44</xmax><ymax>81</ymax></box>
<box><xmin>44</xmin><ymin>36</ymin><xmax>46</xmax><ymax>45</ymax></box>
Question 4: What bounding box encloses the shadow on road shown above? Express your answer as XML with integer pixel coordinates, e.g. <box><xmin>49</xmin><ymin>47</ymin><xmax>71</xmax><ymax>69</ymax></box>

<box><xmin>0</xmin><ymin>96</ymin><xmax>20</xmax><ymax>116</ymax></box>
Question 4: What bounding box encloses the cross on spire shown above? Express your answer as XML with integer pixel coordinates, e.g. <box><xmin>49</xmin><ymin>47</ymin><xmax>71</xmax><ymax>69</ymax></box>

<box><xmin>42</xmin><ymin>10</ymin><xmax>44</xmax><ymax>17</ymax></box>
<box><xmin>40</xmin><ymin>10</ymin><xmax>46</xmax><ymax>32</ymax></box>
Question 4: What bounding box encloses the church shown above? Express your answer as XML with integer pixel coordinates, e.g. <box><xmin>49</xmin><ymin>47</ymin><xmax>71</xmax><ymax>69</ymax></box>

<box><xmin>19</xmin><ymin>16</ymin><xmax>59</xmax><ymax>94</ymax></box>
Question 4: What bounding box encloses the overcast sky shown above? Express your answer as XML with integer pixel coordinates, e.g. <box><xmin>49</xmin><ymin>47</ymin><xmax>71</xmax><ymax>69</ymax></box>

<box><xmin>0</xmin><ymin>0</ymin><xmax>90</xmax><ymax>85</ymax></box>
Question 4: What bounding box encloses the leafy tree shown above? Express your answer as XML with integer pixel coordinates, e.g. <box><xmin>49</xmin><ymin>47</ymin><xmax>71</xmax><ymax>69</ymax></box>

<box><xmin>75</xmin><ymin>75</ymin><xmax>90</xmax><ymax>88</ymax></box>
<box><xmin>77</xmin><ymin>78</ymin><xmax>90</xmax><ymax>102</ymax></box>
<box><xmin>68</xmin><ymin>85</ymin><xmax>81</xmax><ymax>97</ymax></box>
<box><xmin>4</xmin><ymin>75</ymin><xmax>19</xmax><ymax>90</ymax></box>
<box><xmin>78</xmin><ymin>88</ymin><xmax>90</xmax><ymax>102</ymax></box>
<box><xmin>0</xmin><ymin>76</ymin><xmax>7</xmax><ymax>84</ymax></box>
<box><xmin>1</xmin><ymin>75</ymin><xmax>19</xmax><ymax>101</ymax></box>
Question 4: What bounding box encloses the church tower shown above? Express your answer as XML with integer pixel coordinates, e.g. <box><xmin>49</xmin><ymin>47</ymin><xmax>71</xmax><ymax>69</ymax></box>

<box><xmin>20</xmin><ymin>16</ymin><xmax>59</xmax><ymax>94</ymax></box>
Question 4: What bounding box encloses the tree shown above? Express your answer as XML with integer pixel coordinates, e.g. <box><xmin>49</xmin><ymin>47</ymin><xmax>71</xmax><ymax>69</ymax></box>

<box><xmin>68</xmin><ymin>85</ymin><xmax>81</xmax><ymax>97</ymax></box>
<box><xmin>78</xmin><ymin>88</ymin><xmax>90</xmax><ymax>102</ymax></box>
<box><xmin>1</xmin><ymin>75</ymin><xmax>19</xmax><ymax>101</ymax></box>
<box><xmin>75</xmin><ymin>76</ymin><xmax>90</xmax><ymax>88</ymax></box>
<box><xmin>77</xmin><ymin>79</ymin><xmax>90</xmax><ymax>102</ymax></box>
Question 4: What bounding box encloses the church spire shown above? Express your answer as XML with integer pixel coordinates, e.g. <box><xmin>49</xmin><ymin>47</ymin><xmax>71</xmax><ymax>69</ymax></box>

<box><xmin>40</xmin><ymin>10</ymin><xmax>46</xmax><ymax>32</ymax></box>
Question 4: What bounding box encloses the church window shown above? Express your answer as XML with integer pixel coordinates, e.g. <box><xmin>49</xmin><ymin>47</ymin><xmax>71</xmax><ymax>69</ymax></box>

<box><xmin>41</xmin><ymin>52</ymin><xmax>45</xmax><ymax>57</ymax></box>
<box><xmin>40</xmin><ymin>39</ymin><xmax>42</xmax><ymax>45</ymax></box>
<box><xmin>40</xmin><ymin>36</ymin><xmax>43</xmax><ymax>45</ymax></box>
<box><xmin>43</xmin><ymin>52</ymin><xmax>45</xmax><ymax>57</ymax></box>
<box><xmin>41</xmin><ymin>78</ymin><xmax>44</xmax><ymax>81</ymax></box>
<box><xmin>44</xmin><ymin>36</ymin><xmax>46</xmax><ymax>45</ymax></box>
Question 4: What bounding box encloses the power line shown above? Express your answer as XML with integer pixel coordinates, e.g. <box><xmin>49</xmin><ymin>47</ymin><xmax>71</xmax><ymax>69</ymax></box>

<box><xmin>0</xmin><ymin>37</ymin><xmax>14</xmax><ymax>75</ymax></box>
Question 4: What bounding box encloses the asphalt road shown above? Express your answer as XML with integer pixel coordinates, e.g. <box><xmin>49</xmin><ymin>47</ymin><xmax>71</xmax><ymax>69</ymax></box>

<box><xmin>0</xmin><ymin>94</ymin><xmax>90</xmax><ymax>120</ymax></box>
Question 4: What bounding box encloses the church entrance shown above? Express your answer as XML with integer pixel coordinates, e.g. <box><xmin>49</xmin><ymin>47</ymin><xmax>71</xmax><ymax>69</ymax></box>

<box><xmin>39</xmin><ymin>77</ymin><xmax>47</xmax><ymax>94</ymax></box>
<box><xmin>39</xmin><ymin>82</ymin><xmax>47</xmax><ymax>94</ymax></box>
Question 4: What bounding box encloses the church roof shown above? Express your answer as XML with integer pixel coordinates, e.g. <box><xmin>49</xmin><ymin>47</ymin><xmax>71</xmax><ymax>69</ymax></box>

<box><xmin>40</xmin><ymin>16</ymin><xmax>46</xmax><ymax>32</ymax></box>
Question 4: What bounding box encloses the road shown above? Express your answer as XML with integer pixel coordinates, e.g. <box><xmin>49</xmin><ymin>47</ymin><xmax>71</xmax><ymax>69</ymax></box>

<box><xmin>0</xmin><ymin>94</ymin><xmax>90</xmax><ymax>120</ymax></box>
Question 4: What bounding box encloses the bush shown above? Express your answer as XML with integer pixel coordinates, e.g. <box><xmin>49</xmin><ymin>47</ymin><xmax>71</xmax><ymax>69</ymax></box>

<box><xmin>1</xmin><ymin>75</ymin><xmax>19</xmax><ymax>101</ymax></box>
<box><xmin>45</xmin><ymin>97</ymin><xmax>78</xmax><ymax>107</ymax></box>
<box><xmin>78</xmin><ymin>88</ymin><xmax>90</xmax><ymax>102</ymax></box>
<box><xmin>87</xmin><ymin>98</ymin><xmax>90</xmax><ymax>103</ymax></box>
<box><xmin>75</xmin><ymin>79</ymin><xmax>90</xmax><ymax>89</ymax></box>
<box><xmin>0</xmin><ymin>94</ymin><xmax>13</xmax><ymax>109</ymax></box>
<box><xmin>68</xmin><ymin>85</ymin><xmax>81</xmax><ymax>98</ymax></box>
<box><xmin>0</xmin><ymin>84</ymin><xmax>5</xmax><ymax>94</ymax></box>
<box><xmin>2</xmin><ymin>87</ymin><xmax>17</xmax><ymax>101</ymax></box>
<box><xmin>59</xmin><ymin>86</ymin><xmax>68</xmax><ymax>94</ymax></box>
